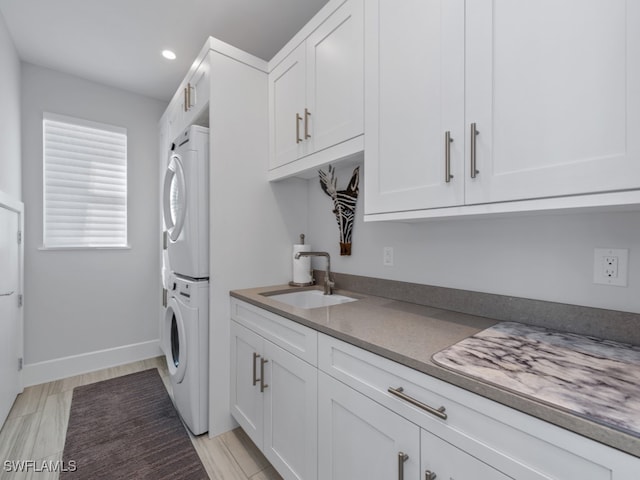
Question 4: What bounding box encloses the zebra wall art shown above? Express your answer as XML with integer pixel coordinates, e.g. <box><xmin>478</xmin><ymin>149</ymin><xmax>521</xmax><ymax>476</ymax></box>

<box><xmin>318</xmin><ymin>165</ymin><xmax>360</xmax><ymax>256</ymax></box>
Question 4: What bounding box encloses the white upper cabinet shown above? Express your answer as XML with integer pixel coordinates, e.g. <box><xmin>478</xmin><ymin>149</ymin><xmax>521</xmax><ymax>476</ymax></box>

<box><xmin>181</xmin><ymin>55</ymin><xmax>210</xmax><ymax>128</ymax></box>
<box><xmin>465</xmin><ymin>0</ymin><xmax>640</xmax><ymax>205</ymax></box>
<box><xmin>270</xmin><ymin>45</ymin><xmax>307</xmax><ymax>168</ymax></box>
<box><xmin>365</xmin><ymin>0</ymin><xmax>640</xmax><ymax>219</ymax></box>
<box><xmin>365</xmin><ymin>0</ymin><xmax>465</xmax><ymax>214</ymax></box>
<box><xmin>305</xmin><ymin>0</ymin><xmax>364</xmax><ymax>156</ymax></box>
<box><xmin>268</xmin><ymin>0</ymin><xmax>364</xmax><ymax>180</ymax></box>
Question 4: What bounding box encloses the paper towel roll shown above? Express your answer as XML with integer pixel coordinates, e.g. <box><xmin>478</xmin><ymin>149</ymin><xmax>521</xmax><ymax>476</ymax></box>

<box><xmin>292</xmin><ymin>244</ymin><xmax>313</xmax><ymax>285</ymax></box>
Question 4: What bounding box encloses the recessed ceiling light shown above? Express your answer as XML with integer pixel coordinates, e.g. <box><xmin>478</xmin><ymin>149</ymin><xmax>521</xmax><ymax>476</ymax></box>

<box><xmin>162</xmin><ymin>50</ymin><xmax>176</xmax><ymax>60</ymax></box>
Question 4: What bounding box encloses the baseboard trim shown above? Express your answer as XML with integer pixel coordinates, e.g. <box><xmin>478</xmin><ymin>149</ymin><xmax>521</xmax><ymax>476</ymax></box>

<box><xmin>22</xmin><ymin>340</ymin><xmax>163</xmax><ymax>387</ymax></box>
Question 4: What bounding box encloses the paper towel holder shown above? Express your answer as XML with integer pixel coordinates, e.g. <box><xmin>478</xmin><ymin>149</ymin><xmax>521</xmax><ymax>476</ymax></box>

<box><xmin>289</xmin><ymin>234</ymin><xmax>316</xmax><ymax>287</ymax></box>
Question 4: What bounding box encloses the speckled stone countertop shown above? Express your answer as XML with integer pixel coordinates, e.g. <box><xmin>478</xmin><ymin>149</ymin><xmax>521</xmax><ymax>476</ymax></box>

<box><xmin>230</xmin><ymin>284</ymin><xmax>640</xmax><ymax>458</ymax></box>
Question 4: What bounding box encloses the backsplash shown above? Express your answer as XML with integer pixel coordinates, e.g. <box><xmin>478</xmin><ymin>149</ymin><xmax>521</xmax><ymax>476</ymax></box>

<box><xmin>316</xmin><ymin>270</ymin><xmax>640</xmax><ymax>346</ymax></box>
<box><xmin>306</xmin><ymin>162</ymin><xmax>640</xmax><ymax>315</ymax></box>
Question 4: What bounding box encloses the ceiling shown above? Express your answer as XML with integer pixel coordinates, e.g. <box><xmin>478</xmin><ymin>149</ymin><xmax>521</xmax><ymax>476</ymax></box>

<box><xmin>0</xmin><ymin>0</ymin><xmax>329</xmax><ymax>102</ymax></box>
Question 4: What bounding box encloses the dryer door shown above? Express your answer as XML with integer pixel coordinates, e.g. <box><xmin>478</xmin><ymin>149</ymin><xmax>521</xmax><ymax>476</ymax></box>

<box><xmin>164</xmin><ymin>297</ymin><xmax>187</xmax><ymax>383</ymax></box>
<box><xmin>162</xmin><ymin>154</ymin><xmax>187</xmax><ymax>242</ymax></box>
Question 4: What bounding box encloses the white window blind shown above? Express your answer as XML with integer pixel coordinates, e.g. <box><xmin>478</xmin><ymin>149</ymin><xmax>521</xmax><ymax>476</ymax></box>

<box><xmin>43</xmin><ymin>113</ymin><xmax>127</xmax><ymax>248</ymax></box>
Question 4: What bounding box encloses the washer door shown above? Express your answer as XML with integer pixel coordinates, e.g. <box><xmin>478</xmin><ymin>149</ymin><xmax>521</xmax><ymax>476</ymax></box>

<box><xmin>164</xmin><ymin>298</ymin><xmax>187</xmax><ymax>384</ymax></box>
<box><xmin>162</xmin><ymin>154</ymin><xmax>187</xmax><ymax>242</ymax></box>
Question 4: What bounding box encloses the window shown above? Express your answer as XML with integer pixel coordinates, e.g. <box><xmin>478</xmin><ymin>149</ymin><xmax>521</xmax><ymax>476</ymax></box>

<box><xmin>43</xmin><ymin>113</ymin><xmax>127</xmax><ymax>248</ymax></box>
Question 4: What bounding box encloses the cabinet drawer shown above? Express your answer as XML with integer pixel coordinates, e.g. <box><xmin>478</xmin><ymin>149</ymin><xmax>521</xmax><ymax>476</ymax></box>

<box><xmin>231</xmin><ymin>299</ymin><xmax>317</xmax><ymax>365</ymax></box>
<box><xmin>318</xmin><ymin>333</ymin><xmax>615</xmax><ymax>480</ymax></box>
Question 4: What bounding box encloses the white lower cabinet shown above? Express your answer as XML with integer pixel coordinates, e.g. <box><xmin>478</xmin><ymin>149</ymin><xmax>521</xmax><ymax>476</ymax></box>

<box><xmin>421</xmin><ymin>429</ymin><xmax>511</xmax><ymax>480</ymax></box>
<box><xmin>230</xmin><ymin>300</ymin><xmax>318</xmax><ymax>480</ymax></box>
<box><xmin>318</xmin><ymin>333</ymin><xmax>639</xmax><ymax>480</ymax></box>
<box><xmin>231</xmin><ymin>300</ymin><xmax>640</xmax><ymax>480</ymax></box>
<box><xmin>318</xmin><ymin>371</ymin><xmax>420</xmax><ymax>480</ymax></box>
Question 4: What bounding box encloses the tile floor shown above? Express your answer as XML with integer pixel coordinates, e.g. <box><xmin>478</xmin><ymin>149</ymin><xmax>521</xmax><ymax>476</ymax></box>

<box><xmin>0</xmin><ymin>357</ymin><xmax>282</xmax><ymax>480</ymax></box>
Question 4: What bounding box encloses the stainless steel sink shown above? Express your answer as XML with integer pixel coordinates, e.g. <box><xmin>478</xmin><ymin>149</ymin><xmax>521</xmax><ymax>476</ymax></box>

<box><xmin>267</xmin><ymin>290</ymin><xmax>357</xmax><ymax>309</ymax></box>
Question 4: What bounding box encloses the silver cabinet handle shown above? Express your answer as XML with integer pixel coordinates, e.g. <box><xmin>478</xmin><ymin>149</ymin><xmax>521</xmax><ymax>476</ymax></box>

<box><xmin>388</xmin><ymin>387</ymin><xmax>447</xmax><ymax>420</ymax></box>
<box><xmin>260</xmin><ymin>358</ymin><xmax>269</xmax><ymax>392</ymax></box>
<box><xmin>0</xmin><ymin>291</ymin><xmax>14</xmax><ymax>297</ymax></box>
<box><xmin>183</xmin><ymin>87</ymin><xmax>188</xmax><ymax>112</ymax></box>
<box><xmin>187</xmin><ymin>82</ymin><xmax>193</xmax><ymax>109</ymax></box>
<box><xmin>252</xmin><ymin>352</ymin><xmax>260</xmax><ymax>386</ymax></box>
<box><xmin>304</xmin><ymin>108</ymin><xmax>311</xmax><ymax>139</ymax></box>
<box><xmin>470</xmin><ymin>122</ymin><xmax>480</xmax><ymax>178</ymax></box>
<box><xmin>444</xmin><ymin>131</ymin><xmax>454</xmax><ymax>183</ymax></box>
<box><xmin>296</xmin><ymin>113</ymin><xmax>303</xmax><ymax>144</ymax></box>
<box><xmin>425</xmin><ymin>470</ymin><xmax>437</xmax><ymax>480</ymax></box>
<box><xmin>398</xmin><ymin>452</ymin><xmax>409</xmax><ymax>480</ymax></box>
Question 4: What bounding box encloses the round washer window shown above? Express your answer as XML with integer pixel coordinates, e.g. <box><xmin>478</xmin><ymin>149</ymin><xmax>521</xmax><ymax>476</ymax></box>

<box><xmin>171</xmin><ymin>314</ymin><xmax>180</xmax><ymax>368</ymax></box>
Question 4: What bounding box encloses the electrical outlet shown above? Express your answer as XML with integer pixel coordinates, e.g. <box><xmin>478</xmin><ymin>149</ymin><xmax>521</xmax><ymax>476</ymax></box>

<box><xmin>603</xmin><ymin>256</ymin><xmax>618</xmax><ymax>278</ymax></box>
<box><xmin>383</xmin><ymin>247</ymin><xmax>394</xmax><ymax>266</ymax></box>
<box><xmin>593</xmin><ymin>248</ymin><xmax>628</xmax><ymax>286</ymax></box>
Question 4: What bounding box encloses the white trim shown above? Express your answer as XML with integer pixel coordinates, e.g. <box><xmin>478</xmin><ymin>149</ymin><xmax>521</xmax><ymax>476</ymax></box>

<box><xmin>364</xmin><ymin>190</ymin><xmax>640</xmax><ymax>222</ymax></box>
<box><xmin>22</xmin><ymin>340</ymin><xmax>162</xmax><ymax>387</ymax></box>
<box><xmin>37</xmin><ymin>245</ymin><xmax>132</xmax><ymax>251</ymax></box>
<box><xmin>0</xmin><ymin>191</ymin><xmax>24</xmax><ymax>396</ymax></box>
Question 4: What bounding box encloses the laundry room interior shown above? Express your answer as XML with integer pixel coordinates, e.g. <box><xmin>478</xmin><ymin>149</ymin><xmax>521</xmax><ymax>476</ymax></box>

<box><xmin>1</xmin><ymin>0</ymin><xmax>640</xmax><ymax>479</ymax></box>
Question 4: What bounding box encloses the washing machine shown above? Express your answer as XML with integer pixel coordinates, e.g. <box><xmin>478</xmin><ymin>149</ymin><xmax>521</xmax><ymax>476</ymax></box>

<box><xmin>163</xmin><ymin>274</ymin><xmax>209</xmax><ymax>434</ymax></box>
<box><xmin>162</xmin><ymin>125</ymin><xmax>209</xmax><ymax>279</ymax></box>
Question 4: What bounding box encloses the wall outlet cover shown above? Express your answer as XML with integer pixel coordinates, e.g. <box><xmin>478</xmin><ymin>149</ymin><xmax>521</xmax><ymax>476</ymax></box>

<box><xmin>593</xmin><ymin>248</ymin><xmax>629</xmax><ymax>287</ymax></box>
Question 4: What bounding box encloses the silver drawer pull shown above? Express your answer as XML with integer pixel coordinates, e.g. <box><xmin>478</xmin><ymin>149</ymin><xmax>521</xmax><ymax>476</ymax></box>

<box><xmin>470</xmin><ymin>122</ymin><xmax>480</xmax><ymax>178</ymax></box>
<box><xmin>425</xmin><ymin>470</ymin><xmax>437</xmax><ymax>480</ymax></box>
<box><xmin>398</xmin><ymin>452</ymin><xmax>409</xmax><ymax>480</ymax></box>
<box><xmin>388</xmin><ymin>386</ymin><xmax>447</xmax><ymax>420</ymax></box>
<box><xmin>260</xmin><ymin>358</ymin><xmax>269</xmax><ymax>393</ymax></box>
<box><xmin>0</xmin><ymin>291</ymin><xmax>14</xmax><ymax>297</ymax></box>
<box><xmin>252</xmin><ymin>352</ymin><xmax>260</xmax><ymax>386</ymax></box>
<box><xmin>444</xmin><ymin>131</ymin><xmax>454</xmax><ymax>183</ymax></box>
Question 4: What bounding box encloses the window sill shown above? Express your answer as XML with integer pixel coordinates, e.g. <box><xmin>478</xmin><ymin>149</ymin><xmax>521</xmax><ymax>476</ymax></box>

<box><xmin>38</xmin><ymin>245</ymin><xmax>132</xmax><ymax>251</ymax></box>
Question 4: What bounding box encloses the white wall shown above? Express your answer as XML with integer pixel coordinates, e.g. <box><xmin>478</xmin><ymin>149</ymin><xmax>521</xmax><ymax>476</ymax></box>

<box><xmin>308</xmin><ymin>161</ymin><xmax>640</xmax><ymax>315</ymax></box>
<box><xmin>21</xmin><ymin>63</ymin><xmax>167</xmax><ymax>381</ymax></box>
<box><xmin>0</xmin><ymin>11</ymin><xmax>21</xmax><ymax>199</ymax></box>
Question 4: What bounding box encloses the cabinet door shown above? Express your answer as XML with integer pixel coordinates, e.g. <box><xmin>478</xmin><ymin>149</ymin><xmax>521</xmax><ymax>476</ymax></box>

<box><xmin>167</xmin><ymin>96</ymin><xmax>184</xmax><ymax>144</ymax></box>
<box><xmin>269</xmin><ymin>44</ymin><xmax>307</xmax><ymax>169</ymax></box>
<box><xmin>364</xmin><ymin>0</ymin><xmax>465</xmax><ymax>215</ymax></box>
<box><xmin>230</xmin><ymin>321</ymin><xmax>264</xmax><ymax>450</ymax></box>
<box><xmin>184</xmin><ymin>56</ymin><xmax>210</xmax><ymax>125</ymax></box>
<box><xmin>263</xmin><ymin>341</ymin><xmax>318</xmax><ymax>480</ymax></box>
<box><xmin>318</xmin><ymin>372</ymin><xmax>420</xmax><ymax>480</ymax></box>
<box><xmin>465</xmin><ymin>0</ymin><xmax>640</xmax><ymax>204</ymax></box>
<box><xmin>306</xmin><ymin>0</ymin><xmax>364</xmax><ymax>155</ymax></box>
<box><xmin>421</xmin><ymin>429</ymin><xmax>513</xmax><ymax>480</ymax></box>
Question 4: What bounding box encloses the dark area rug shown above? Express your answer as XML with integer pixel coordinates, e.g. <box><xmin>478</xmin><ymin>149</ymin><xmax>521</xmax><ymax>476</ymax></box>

<box><xmin>61</xmin><ymin>369</ymin><xmax>208</xmax><ymax>480</ymax></box>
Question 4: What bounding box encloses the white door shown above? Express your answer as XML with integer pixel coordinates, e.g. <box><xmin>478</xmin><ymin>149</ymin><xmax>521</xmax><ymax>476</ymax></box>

<box><xmin>162</xmin><ymin>155</ymin><xmax>187</xmax><ymax>242</ymax></box>
<box><xmin>269</xmin><ymin>45</ymin><xmax>307</xmax><ymax>169</ymax></box>
<box><xmin>364</xmin><ymin>0</ymin><xmax>465</xmax><ymax>215</ymax></box>
<box><xmin>0</xmin><ymin>205</ymin><xmax>21</xmax><ymax>426</ymax></box>
<box><xmin>306</xmin><ymin>0</ymin><xmax>364</xmax><ymax>155</ymax></box>
<box><xmin>421</xmin><ymin>429</ymin><xmax>513</xmax><ymax>480</ymax></box>
<box><xmin>318</xmin><ymin>372</ymin><xmax>420</xmax><ymax>480</ymax></box>
<box><xmin>230</xmin><ymin>321</ymin><xmax>265</xmax><ymax>450</ymax></box>
<box><xmin>263</xmin><ymin>341</ymin><xmax>317</xmax><ymax>480</ymax></box>
<box><xmin>465</xmin><ymin>0</ymin><xmax>640</xmax><ymax>204</ymax></box>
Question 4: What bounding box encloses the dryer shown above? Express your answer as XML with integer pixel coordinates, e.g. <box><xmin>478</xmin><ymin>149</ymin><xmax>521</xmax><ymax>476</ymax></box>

<box><xmin>164</xmin><ymin>274</ymin><xmax>209</xmax><ymax>434</ymax></box>
<box><xmin>163</xmin><ymin>125</ymin><xmax>209</xmax><ymax>279</ymax></box>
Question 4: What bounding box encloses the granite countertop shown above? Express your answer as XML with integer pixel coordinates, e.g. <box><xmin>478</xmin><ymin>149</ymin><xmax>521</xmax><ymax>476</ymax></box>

<box><xmin>230</xmin><ymin>284</ymin><xmax>640</xmax><ymax>458</ymax></box>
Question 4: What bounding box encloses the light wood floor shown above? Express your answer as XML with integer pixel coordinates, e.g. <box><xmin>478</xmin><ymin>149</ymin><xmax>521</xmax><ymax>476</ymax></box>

<box><xmin>0</xmin><ymin>357</ymin><xmax>283</xmax><ymax>480</ymax></box>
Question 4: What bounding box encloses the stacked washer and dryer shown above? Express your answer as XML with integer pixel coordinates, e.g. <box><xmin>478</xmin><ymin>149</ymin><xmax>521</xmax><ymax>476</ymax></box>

<box><xmin>162</xmin><ymin>125</ymin><xmax>210</xmax><ymax>435</ymax></box>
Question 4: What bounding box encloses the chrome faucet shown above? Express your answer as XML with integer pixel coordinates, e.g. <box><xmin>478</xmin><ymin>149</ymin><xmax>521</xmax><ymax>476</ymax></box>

<box><xmin>294</xmin><ymin>251</ymin><xmax>334</xmax><ymax>295</ymax></box>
